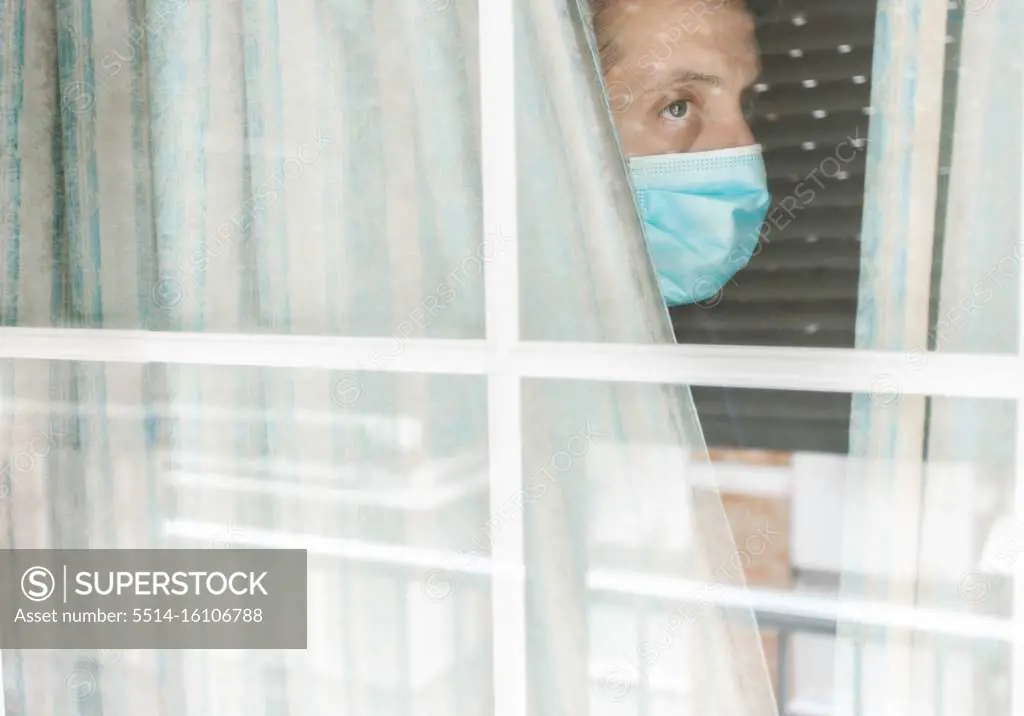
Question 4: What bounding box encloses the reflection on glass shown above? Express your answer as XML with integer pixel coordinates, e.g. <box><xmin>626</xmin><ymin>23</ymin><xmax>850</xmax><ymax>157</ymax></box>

<box><xmin>0</xmin><ymin>361</ymin><xmax>491</xmax><ymax>715</ymax></box>
<box><xmin>583</xmin><ymin>385</ymin><xmax>1016</xmax><ymax>716</ymax></box>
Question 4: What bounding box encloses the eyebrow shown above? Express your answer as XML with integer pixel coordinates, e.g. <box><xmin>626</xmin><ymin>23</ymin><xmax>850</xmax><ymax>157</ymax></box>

<box><xmin>644</xmin><ymin>70</ymin><xmax>723</xmax><ymax>93</ymax></box>
<box><xmin>641</xmin><ymin>65</ymin><xmax>765</xmax><ymax>96</ymax></box>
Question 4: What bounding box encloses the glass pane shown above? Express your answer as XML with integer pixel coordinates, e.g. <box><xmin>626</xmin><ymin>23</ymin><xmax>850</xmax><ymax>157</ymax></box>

<box><xmin>516</xmin><ymin>0</ymin><xmax>672</xmax><ymax>345</ymax></box>
<box><xmin>671</xmin><ymin>0</ymin><xmax>879</xmax><ymax>350</ymax></box>
<box><xmin>0</xmin><ymin>1</ymin><xmax>484</xmax><ymax>338</ymax></box>
<box><xmin>6</xmin><ymin>364</ymin><xmax>1015</xmax><ymax>715</ymax></box>
<box><xmin>575</xmin><ymin>380</ymin><xmax>1015</xmax><ymax>716</ymax></box>
<box><xmin>0</xmin><ymin>360</ymin><xmax>491</xmax><ymax>715</ymax></box>
<box><xmin>569</xmin><ymin>0</ymin><xmax>1021</xmax><ymax>353</ymax></box>
<box><xmin>521</xmin><ymin>378</ymin><xmax>773</xmax><ymax>716</ymax></box>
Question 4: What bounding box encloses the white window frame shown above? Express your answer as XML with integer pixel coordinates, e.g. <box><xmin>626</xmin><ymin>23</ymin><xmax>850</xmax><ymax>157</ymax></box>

<box><xmin>0</xmin><ymin>329</ymin><xmax>1022</xmax><ymax>399</ymax></box>
<box><xmin>478</xmin><ymin>2</ymin><xmax>526</xmax><ymax>716</ymax></box>
<box><xmin>1015</xmin><ymin>53</ymin><xmax>1024</xmax><ymax>716</ymax></box>
<box><xmin>0</xmin><ymin>3</ymin><xmax>1021</xmax><ymax>715</ymax></box>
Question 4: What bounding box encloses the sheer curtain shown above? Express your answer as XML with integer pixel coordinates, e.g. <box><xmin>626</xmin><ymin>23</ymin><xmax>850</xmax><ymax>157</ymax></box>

<box><xmin>0</xmin><ymin>1</ymin><xmax>775</xmax><ymax>714</ymax></box>
<box><xmin>842</xmin><ymin>0</ymin><xmax>1022</xmax><ymax>714</ymax></box>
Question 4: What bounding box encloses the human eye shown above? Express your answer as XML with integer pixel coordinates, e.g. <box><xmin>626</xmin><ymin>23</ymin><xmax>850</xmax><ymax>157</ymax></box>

<box><xmin>659</xmin><ymin>98</ymin><xmax>694</xmax><ymax>122</ymax></box>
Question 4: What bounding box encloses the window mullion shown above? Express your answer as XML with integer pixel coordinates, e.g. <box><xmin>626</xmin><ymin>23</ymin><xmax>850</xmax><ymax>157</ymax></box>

<box><xmin>479</xmin><ymin>0</ymin><xmax>526</xmax><ymax>715</ymax></box>
<box><xmin>1013</xmin><ymin>37</ymin><xmax>1024</xmax><ymax>716</ymax></box>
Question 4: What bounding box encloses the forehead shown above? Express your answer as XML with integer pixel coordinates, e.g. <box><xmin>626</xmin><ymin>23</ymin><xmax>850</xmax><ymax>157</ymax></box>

<box><xmin>604</xmin><ymin>0</ymin><xmax>759</xmax><ymax>80</ymax></box>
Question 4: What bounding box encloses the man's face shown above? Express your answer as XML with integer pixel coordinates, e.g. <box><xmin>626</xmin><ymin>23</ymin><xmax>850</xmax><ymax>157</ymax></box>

<box><xmin>599</xmin><ymin>0</ymin><xmax>761</xmax><ymax>157</ymax></box>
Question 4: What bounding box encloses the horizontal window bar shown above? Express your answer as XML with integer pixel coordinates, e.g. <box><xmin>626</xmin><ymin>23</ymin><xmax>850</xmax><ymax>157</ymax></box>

<box><xmin>0</xmin><ymin>327</ymin><xmax>1021</xmax><ymax>398</ymax></box>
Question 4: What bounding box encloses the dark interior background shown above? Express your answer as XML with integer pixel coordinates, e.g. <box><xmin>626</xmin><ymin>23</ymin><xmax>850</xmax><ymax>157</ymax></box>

<box><xmin>674</xmin><ymin>0</ymin><xmax>965</xmax><ymax>454</ymax></box>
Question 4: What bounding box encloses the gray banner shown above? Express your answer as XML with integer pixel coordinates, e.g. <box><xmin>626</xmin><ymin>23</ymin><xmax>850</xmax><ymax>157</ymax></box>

<box><xmin>0</xmin><ymin>549</ymin><xmax>306</xmax><ymax>648</ymax></box>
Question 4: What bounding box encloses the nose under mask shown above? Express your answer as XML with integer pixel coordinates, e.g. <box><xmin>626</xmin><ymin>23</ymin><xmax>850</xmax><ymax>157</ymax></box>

<box><xmin>628</xmin><ymin>144</ymin><xmax>771</xmax><ymax>306</ymax></box>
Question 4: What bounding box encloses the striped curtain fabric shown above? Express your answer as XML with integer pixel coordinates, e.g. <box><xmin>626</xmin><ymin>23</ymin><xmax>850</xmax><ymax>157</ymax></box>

<box><xmin>0</xmin><ymin>1</ymin><xmax>776</xmax><ymax>715</ymax></box>
<box><xmin>837</xmin><ymin>1</ymin><xmax>1021</xmax><ymax>715</ymax></box>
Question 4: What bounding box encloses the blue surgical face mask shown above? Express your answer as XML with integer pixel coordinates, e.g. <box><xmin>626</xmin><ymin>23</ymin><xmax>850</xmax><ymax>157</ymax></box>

<box><xmin>628</xmin><ymin>144</ymin><xmax>771</xmax><ymax>306</ymax></box>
